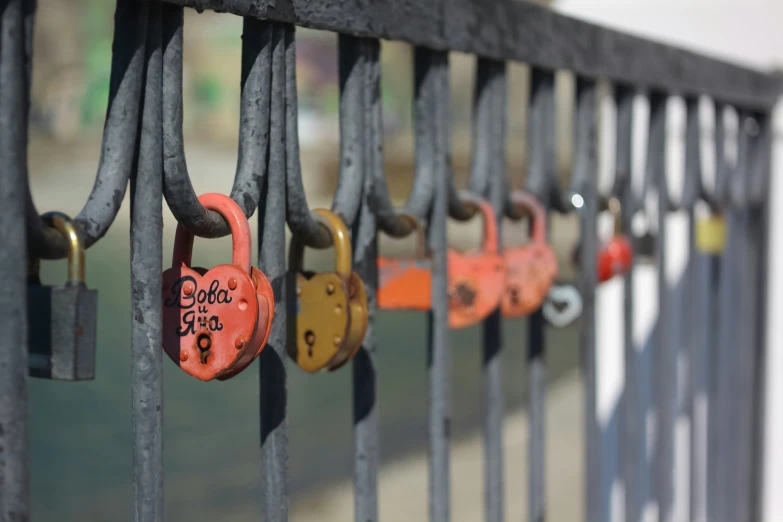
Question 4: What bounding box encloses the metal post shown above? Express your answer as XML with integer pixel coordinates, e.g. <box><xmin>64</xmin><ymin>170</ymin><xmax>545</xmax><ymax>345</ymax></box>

<box><xmin>336</xmin><ymin>35</ymin><xmax>378</xmax><ymax>522</ymax></box>
<box><xmin>573</xmin><ymin>77</ymin><xmax>600</xmax><ymax>522</ymax></box>
<box><xmin>423</xmin><ymin>49</ymin><xmax>452</xmax><ymax>522</ymax></box>
<box><xmin>130</xmin><ymin>5</ymin><xmax>164</xmax><ymax>521</ymax></box>
<box><xmin>473</xmin><ymin>58</ymin><xmax>507</xmax><ymax>522</ymax></box>
<box><xmin>0</xmin><ymin>0</ymin><xmax>30</xmax><ymax>519</ymax></box>
<box><xmin>259</xmin><ymin>24</ymin><xmax>289</xmax><ymax>522</ymax></box>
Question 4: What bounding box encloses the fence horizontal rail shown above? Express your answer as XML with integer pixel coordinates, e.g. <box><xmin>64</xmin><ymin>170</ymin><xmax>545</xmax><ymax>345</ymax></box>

<box><xmin>162</xmin><ymin>0</ymin><xmax>781</xmax><ymax>109</ymax></box>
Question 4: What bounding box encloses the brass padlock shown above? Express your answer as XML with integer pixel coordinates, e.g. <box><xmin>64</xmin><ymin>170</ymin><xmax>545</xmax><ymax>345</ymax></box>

<box><xmin>287</xmin><ymin>209</ymin><xmax>368</xmax><ymax>373</ymax></box>
<box><xmin>696</xmin><ymin>214</ymin><xmax>726</xmax><ymax>254</ymax></box>
<box><xmin>27</xmin><ymin>212</ymin><xmax>97</xmax><ymax>381</ymax></box>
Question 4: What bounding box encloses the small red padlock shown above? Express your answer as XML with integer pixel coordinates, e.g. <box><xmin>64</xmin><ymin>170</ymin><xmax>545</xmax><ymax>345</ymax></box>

<box><xmin>501</xmin><ymin>191</ymin><xmax>558</xmax><ymax>317</ymax></box>
<box><xmin>377</xmin><ymin>198</ymin><xmax>505</xmax><ymax>329</ymax></box>
<box><xmin>162</xmin><ymin>193</ymin><xmax>274</xmax><ymax>381</ymax></box>
<box><xmin>572</xmin><ymin>197</ymin><xmax>634</xmax><ymax>283</ymax></box>
<box><xmin>597</xmin><ymin>198</ymin><xmax>633</xmax><ymax>283</ymax></box>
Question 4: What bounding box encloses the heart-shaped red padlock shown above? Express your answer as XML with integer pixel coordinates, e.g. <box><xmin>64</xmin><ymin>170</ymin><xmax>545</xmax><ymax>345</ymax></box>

<box><xmin>162</xmin><ymin>193</ymin><xmax>274</xmax><ymax>381</ymax></box>
<box><xmin>501</xmin><ymin>191</ymin><xmax>558</xmax><ymax>317</ymax></box>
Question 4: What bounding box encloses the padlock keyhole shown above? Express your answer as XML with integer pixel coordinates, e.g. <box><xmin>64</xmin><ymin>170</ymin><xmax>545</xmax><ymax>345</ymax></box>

<box><xmin>196</xmin><ymin>333</ymin><xmax>212</xmax><ymax>364</ymax></box>
<box><xmin>304</xmin><ymin>330</ymin><xmax>316</xmax><ymax>357</ymax></box>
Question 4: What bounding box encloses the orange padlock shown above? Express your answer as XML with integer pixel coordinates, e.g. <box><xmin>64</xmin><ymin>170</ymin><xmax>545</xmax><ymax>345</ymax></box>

<box><xmin>377</xmin><ymin>198</ymin><xmax>505</xmax><ymax>329</ymax></box>
<box><xmin>501</xmin><ymin>191</ymin><xmax>558</xmax><ymax>317</ymax></box>
<box><xmin>162</xmin><ymin>193</ymin><xmax>274</xmax><ymax>381</ymax></box>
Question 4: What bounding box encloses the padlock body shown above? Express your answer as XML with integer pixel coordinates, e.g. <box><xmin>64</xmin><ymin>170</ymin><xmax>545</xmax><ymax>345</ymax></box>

<box><xmin>288</xmin><ymin>272</ymin><xmax>351</xmax><ymax>373</ymax></box>
<box><xmin>377</xmin><ymin>257</ymin><xmax>433</xmax><ymax>311</ymax></box>
<box><xmin>502</xmin><ymin>243</ymin><xmax>558</xmax><ymax>317</ymax></box>
<box><xmin>597</xmin><ymin>235</ymin><xmax>633</xmax><ymax>283</ymax></box>
<box><xmin>327</xmin><ymin>272</ymin><xmax>369</xmax><ymax>371</ymax></box>
<box><xmin>215</xmin><ymin>267</ymin><xmax>275</xmax><ymax>381</ymax></box>
<box><xmin>447</xmin><ymin>249</ymin><xmax>505</xmax><ymax>329</ymax></box>
<box><xmin>162</xmin><ymin>264</ymin><xmax>258</xmax><ymax>381</ymax></box>
<box><xmin>28</xmin><ymin>283</ymin><xmax>97</xmax><ymax>381</ymax></box>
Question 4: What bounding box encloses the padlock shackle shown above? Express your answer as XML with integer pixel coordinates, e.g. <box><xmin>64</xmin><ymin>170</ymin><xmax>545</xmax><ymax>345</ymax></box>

<box><xmin>509</xmin><ymin>191</ymin><xmax>547</xmax><ymax>243</ymax></box>
<box><xmin>289</xmin><ymin>209</ymin><xmax>352</xmax><ymax>277</ymax></box>
<box><xmin>457</xmin><ymin>193</ymin><xmax>499</xmax><ymax>254</ymax></box>
<box><xmin>42</xmin><ymin>212</ymin><xmax>85</xmax><ymax>285</ymax></box>
<box><xmin>171</xmin><ymin>194</ymin><xmax>252</xmax><ymax>273</ymax></box>
<box><xmin>607</xmin><ymin>197</ymin><xmax>622</xmax><ymax>235</ymax></box>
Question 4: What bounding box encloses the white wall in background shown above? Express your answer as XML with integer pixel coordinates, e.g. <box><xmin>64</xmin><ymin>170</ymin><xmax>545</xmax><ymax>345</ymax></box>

<box><xmin>556</xmin><ymin>1</ymin><xmax>783</xmax><ymax>70</ymax></box>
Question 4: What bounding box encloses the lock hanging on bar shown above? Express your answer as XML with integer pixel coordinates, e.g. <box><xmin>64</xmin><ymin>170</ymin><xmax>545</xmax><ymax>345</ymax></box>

<box><xmin>288</xmin><ymin>209</ymin><xmax>369</xmax><ymax>373</ymax></box>
<box><xmin>28</xmin><ymin>212</ymin><xmax>98</xmax><ymax>381</ymax></box>
<box><xmin>501</xmin><ymin>191</ymin><xmax>559</xmax><ymax>317</ymax></box>
<box><xmin>573</xmin><ymin>196</ymin><xmax>634</xmax><ymax>283</ymax></box>
<box><xmin>377</xmin><ymin>196</ymin><xmax>505</xmax><ymax>329</ymax></box>
<box><xmin>161</xmin><ymin>193</ymin><xmax>275</xmax><ymax>382</ymax></box>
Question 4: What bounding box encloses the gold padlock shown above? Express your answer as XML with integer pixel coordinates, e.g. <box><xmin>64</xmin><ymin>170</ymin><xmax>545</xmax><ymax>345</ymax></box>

<box><xmin>696</xmin><ymin>214</ymin><xmax>726</xmax><ymax>254</ymax></box>
<box><xmin>287</xmin><ymin>209</ymin><xmax>368</xmax><ymax>373</ymax></box>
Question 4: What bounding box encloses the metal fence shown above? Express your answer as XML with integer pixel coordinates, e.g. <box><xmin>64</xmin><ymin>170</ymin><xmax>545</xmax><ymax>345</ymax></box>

<box><xmin>1</xmin><ymin>0</ymin><xmax>780</xmax><ymax>521</ymax></box>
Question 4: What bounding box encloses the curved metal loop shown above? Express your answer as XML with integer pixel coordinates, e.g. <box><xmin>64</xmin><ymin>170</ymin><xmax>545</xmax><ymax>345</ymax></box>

<box><xmin>367</xmin><ymin>43</ymin><xmax>434</xmax><ymax>238</ymax></box>
<box><xmin>611</xmin><ymin>84</ymin><xmax>634</xmax><ymax>199</ymax></box>
<box><xmin>281</xmin><ymin>26</ymin><xmax>332</xmax><ymax>248</ymax></box>
<box><xmin>445</xmin><ymin>56</ymin><xmax>507</xmax><ymax>222</ymax></box>
<box><xmin>748</xmin><ymin>110</ymin><xmax>772</xmax><ymax>207</ymax></box>
<box><xmin>569</xmin><ymin>76</ymin><xmax>599</xmax><ymax>211</ymax></box>
<box><xmin>728</xmin><ymin>109</ymin><xmax>752</xmax><ymax>209</ymax></box>
<box><xmin>160</xmin><ymin>6</ymin><xmax>272</xmax><ymax>238</ymax></box>
<box><xmin>645</xmin><ymin>90</ymin><xmax>669</xmax><ymax>210</ymax></box>
<box><xmin>523</xmin><ymin>67</ymin><xmax>571</xmax><ymax>214</ymax></box>
<box><xmin>680</xmin><ymin>96</ymin><xmax>703</xmax><ymax>210</ymax></box>
<box><xmin>26</xmin><ymin>0</ymin><xmax>148</xmax><ymax>259</ymax></box>
<box><xmin>284</xmin><ymin>31</ymin><xmax>367</xmax><ymax>248</ymax></box>
<box><xmin>612</xmin><ymin>83</ymin><xmax>645</xmax><ymax>216</ymax></box>
<box><xmin>709</xmin><ymin>101</ymin><xmax>732</xmax><ymax>209</ymax></box>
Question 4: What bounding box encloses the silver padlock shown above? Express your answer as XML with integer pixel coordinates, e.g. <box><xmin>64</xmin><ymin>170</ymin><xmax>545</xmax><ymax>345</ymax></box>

<box><xmin>27</xmin><ymin>212</ymin><xmax>97</xmax><ymax>381</ymax></box>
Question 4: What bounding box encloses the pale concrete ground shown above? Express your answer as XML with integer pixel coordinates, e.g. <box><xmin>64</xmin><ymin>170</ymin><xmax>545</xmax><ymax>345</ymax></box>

<box><xmin>292</xmin><ymin>370</ymin><xmax>584</xmax><ymax>522</ymax></box>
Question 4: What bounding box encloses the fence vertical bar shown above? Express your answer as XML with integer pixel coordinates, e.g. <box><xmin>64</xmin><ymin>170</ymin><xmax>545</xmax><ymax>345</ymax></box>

<box><xmin>686</xmin><ymin>97</ymin><xmax>710</xmax><ymax>522</ymax></box>
<box><xmin>527</xmin><ymin>79</ymin><xmax>550</xmax><ymax>522</ymax></box>
<box><xmin>614</xmin><ymin>83</ymin><xmax>639</xmax><ymax>522</ymax></box>
<box><xmin>647</xmin><ymin>91</ymin><xmax>674</xmax><ymax>522</ymax></box>
<box><xmin>334</xmin><ymin>34</ymin><xmax>377</xmax><ymax>522</ymax></box>
<box><xmin>130</xmin><ymin>5</ymin><xmax>164</xmax><ymax>522</ymax></box>
<box><xmin>750</xmin><ymin>111</ymin><xmax>773</xmax><ymax>521</ymax></box>
<box><xmin>0</xmin><ymin>0</ymin><xmax>30</xmax><ymax>519</ymax></box>
<box><xmin>572</xmin><ymin>76</ymin><xmax>600</xmax><ymax>522</ymax></box>
<box><xmin>416</xmin><ymin>48</ymin><xmax>452</xmax><ymax>522</ymax></box>
<box><xmin>351</xmin><ymin>35</ymin><xmax>378</xmax><ymax>522</ymax></box>
<box><xmin>259</xmin><ymin>24</ymin><xmax>289</xmax><ymax>522</ymax></box>
<box><xmin>730</xmin><ymin>118</ymin><xmax>757</xmax><ymax>522</ymax></box>
<box><xmin>706</xmin><ymin>102</ymin><xmax>728</xmax><ymax>522</ymax></box>
<box><xmin>474</xmin><ymin>58</ymin><xmax>507</xmax><ymax>522</ymax></box>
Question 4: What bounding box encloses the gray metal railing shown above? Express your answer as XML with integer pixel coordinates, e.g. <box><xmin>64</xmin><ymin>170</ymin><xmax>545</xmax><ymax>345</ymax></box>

<box><xmin>0</xmin><ymin>0</ymin><xmax>779</xmax><ymax>521</ymax></box>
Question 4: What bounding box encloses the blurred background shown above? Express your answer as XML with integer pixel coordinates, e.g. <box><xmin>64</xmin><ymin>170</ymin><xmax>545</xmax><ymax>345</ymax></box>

<box><xmin>24</xmin><ymin>1</ymin><xmax>780</xmax><ymax>520</ymax></box>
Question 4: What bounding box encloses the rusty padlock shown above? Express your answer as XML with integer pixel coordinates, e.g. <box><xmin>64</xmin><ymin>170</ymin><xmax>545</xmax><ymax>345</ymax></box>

<box><xmin>288</xmin><ymin>209</ymin><xmax>368</xmax><ymax>373</ymax></box>
<box><xmin>447</xmin><ymin>198</ymin><xmax>506</xmax><ymax>328</ymax></box>
<box><xmin>27</xmin><ymin>212</ymin><xmax>97</xmax><ymax>381</ymax></box>
<box><xmin>501</xmin><ymin>191</ymin><xmax>558</xmax><ymax>317</ymax></box>
<box><xmin>162</xmin><ymin>193</ymin><xmax>274</xmax><ymax>381</ymax></box>
<box><xmin>376</xmin><ymin>218</ymin><xmax>433</xmax><ymax>312</ymax></box>
<box><xmin>377</xmin><ymin>197</ymin><xmax>505</xmax><ymax>329</ymax></box>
